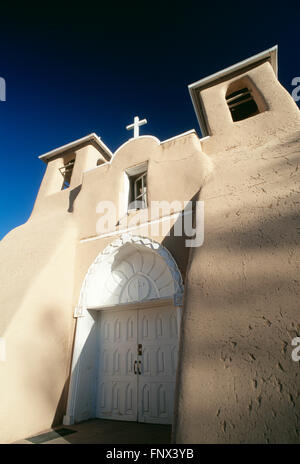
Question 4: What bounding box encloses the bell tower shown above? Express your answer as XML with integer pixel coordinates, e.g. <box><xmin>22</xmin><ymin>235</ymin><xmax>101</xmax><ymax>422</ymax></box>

<box><xmin>32</xmin><ymin>133</ymin><xmax>112</xmax><ymax>216</ymax></box>
<box><xmin>189</xmin><ymin>46</ymin><xmax>300</xmax><ymax>153</ymax></box>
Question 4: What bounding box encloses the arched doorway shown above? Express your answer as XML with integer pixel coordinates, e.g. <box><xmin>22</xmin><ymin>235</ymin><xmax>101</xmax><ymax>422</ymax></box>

<box><xmin>64</xmin><ymin>234</ymin><xmax>184</xmax><ymax>426</ymax></box>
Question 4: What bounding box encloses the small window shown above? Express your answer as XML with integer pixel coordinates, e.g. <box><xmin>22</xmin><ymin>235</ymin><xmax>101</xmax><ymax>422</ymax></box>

<box><xmin>59</xmin><ymin>159</ymin><xmax>75</xmax><ymax>190</ymax></box>
<box><xmin>226</xmin><ymin>86</ymin><xmax>259</xmax><ymax>122</ymax></box>
<box><xmin>131</xmin><ymin>171</ymin><xmax>147</xmax><ymax>209</ymax></box>
<box><xmin>126</xmin><ymin>162</ymin><xmax>148</xmax><ymax>210</ymax></box>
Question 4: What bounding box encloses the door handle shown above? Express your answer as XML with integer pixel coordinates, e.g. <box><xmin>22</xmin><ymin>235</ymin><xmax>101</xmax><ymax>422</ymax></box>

<box><xmin>137</xmin><ymin>360</ymin><xmax>142</xmax><ymax>375</ymax></box>
<box><xmin>134</xmin><ymin>360</ymin><xmax>141</xmax><ymax>375</ymax></box>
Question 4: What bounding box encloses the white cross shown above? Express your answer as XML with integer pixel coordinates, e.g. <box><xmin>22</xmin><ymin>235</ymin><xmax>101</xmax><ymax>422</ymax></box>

<box><xmin>126</xmin><ymin>116</ymin><xmax>147</xmax><ymax>138</ymax></box>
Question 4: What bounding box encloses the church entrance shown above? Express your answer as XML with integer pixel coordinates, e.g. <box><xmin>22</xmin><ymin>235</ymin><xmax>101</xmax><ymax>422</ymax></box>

<box><xmin>64</xmin><ymin>235</ymin><xmax>184</xmax><ymax>427</ymax></box>
<box><xmin>96</xmin><ymin>304</ymin><xmax>179</xmax><ymax>424</ymax></box>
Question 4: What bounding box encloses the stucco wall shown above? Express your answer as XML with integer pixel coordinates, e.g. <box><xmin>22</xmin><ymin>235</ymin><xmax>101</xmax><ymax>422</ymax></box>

<box><xmin>1</xmin><ymin>57</ymin><xmax>299</xmax><ymax>444</ymax></box>
<box><xmin>0</xmin><ymin>214</ymin><xmax>77</xmax><ymax>443</ymax></box>
<box><xmin>174</xmin><ymin>64</ymin><xmax>300</xmax><ymax>443</ymax></box>
<box><xmin>0</xmin><ymin>131</ymin><xmax>209</xmax><ymax>443</ymax></box>
<box><xmin>70</xmin><ymin>134</ymin><xmax>212</xmax><ymax>305</ymax></box>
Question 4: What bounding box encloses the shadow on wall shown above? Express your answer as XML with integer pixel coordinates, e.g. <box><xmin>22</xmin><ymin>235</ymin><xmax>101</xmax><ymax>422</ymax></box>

<box><xmin>161</xmin><ymin>191</ymin><xmax>201</xmax><ymax>285</ymax></box>
<box><xmin>173</xmin><ymin>133</ymin><xmax>300</xmax><ymax>444</ymax></box>
<box><xmin>173</xmin><ymin>317</ymin><xmax>300</xmax><ymax>443</ymax></box>
<box><xmin>68</xmin><ymin>185</ymin><xmax>82</xmax><ymax>213</ymax></box>
<box><xmin>23</xmin><ymin>131</ymin><xmax>300</xmax><ymax>441</ymax></box>
<box><xmin>52</xmin><ymin>378</ymin><xmax>70</xmax><ymax>427</ymax></box>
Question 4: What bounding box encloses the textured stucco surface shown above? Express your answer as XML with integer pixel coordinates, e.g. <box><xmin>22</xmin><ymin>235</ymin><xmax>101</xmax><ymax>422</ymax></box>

<box><xmin>0</xmin><ymin>132</ymin><xmax>209</xmax><ymax>443</ymax></box>
<box><xmin>0</xmin><ymin>215</ymin><xmax>77</xmax><ymax>443</ymax></box>
<box><xmin>0</xmin><ymin>58</ymin><xmax>299</xmax><ymax>444</ymax></box>
<box><xmin>174</xmin><ymin>64</ymin><xmax>300</xmax><ymax>443</ymax></box>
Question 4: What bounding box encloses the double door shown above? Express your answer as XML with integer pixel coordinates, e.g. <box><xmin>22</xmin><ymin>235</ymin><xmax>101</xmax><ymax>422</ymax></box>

<box><xmin>96</xmin><ymin>305</ymin><xmax>179</xmax><ymax>424</ymax></box>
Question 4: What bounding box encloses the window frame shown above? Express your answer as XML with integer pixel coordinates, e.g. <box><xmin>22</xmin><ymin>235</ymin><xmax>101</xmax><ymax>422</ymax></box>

<box><xmin>225</xmin><ymin>77</ymin><xmax>266</xmax><ymax>123</ymax></box>
<box><xmin>125</xmin><ymin>161</ymin><xmax>148</xmax><ymax>211</ymax></box>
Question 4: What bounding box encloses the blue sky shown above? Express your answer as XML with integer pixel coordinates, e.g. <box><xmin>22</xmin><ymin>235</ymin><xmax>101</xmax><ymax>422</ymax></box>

<box><xmin>0</xmin><ymin>1</ymin><xmax>299</xmax><ymax>239</ymax></box>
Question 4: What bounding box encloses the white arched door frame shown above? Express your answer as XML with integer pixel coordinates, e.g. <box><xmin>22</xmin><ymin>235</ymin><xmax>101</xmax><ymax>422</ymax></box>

<box><xmin>64</xmin><ymin>233</ymin><xmax>184</xmax><ymax>426</ymax></box>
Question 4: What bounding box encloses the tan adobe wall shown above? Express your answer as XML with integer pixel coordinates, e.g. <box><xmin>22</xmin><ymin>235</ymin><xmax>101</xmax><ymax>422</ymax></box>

<box><xmin>0</xmin><ymin>131</ymin><xmax>210</xmax><ymax>443</ymax></box>
<box><xmin>0</xmin><ymin>215</ymin><xmax>77</xmax><ymax>443</ymax></box>
<box><xmin>173</xmin><ymin>63</ymin><xmax>300</xmax><ymax>443</ymax></box>
<box><xmin>0</xmin><ymin>57</ymin><xmax>299</xmax><ymax>443</ymax></box>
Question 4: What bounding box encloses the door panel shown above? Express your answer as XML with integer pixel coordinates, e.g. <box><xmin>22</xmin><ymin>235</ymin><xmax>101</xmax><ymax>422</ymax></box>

<box><xmin>138</xmin><ymin>306</ymin><xmax>179</xmax><ymax>424</ymax></box>
<box><xmin>96</xmin><ymin>305</ymin><xmax>179</xmax><ymax>424</ymax></box>
<box><xmin>96</xmin><ymin>309</ymin><xmax>138</xmax><ymax>421</ymax></box>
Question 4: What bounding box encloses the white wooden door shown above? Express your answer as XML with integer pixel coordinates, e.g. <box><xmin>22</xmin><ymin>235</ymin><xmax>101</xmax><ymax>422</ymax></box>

<box><xmin>138</xmin><ymin>306</ymin><xmax>179</xmax><ymax>424</ymax></box>
<box><xmin>96</xmin><ymin>309</ymin><xmax>138</xmax><ymax>421</ymax></box>
<box><xmin>96</xmin><ymin>305</ymin><xmax>179</xmax><ymax>424</ymax></box>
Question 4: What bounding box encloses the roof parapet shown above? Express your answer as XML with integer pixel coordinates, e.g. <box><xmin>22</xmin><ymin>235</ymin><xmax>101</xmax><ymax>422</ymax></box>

<box><xmin>38</xmin><ymin>133</ymin><xmax>113</xmax><ymax>163</ymax></box>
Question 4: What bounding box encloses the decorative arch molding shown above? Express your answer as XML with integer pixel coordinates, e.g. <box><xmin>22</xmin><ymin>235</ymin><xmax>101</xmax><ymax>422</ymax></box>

<box><xmin>75</xmin><ymin>233</ymin><xmax>184</xmax><ymax>317</ymax></box>
<box><xmin>63</xmin><ymin>233</ymin><xmax>184</xmax><ymax>425</ymax></box>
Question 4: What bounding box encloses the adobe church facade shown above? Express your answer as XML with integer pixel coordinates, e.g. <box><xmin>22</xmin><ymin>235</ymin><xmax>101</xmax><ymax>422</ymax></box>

<box><xmin>0</xmin><ymin>46</ymin><xmax>299</xmax><ymax>443</ymax></box>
